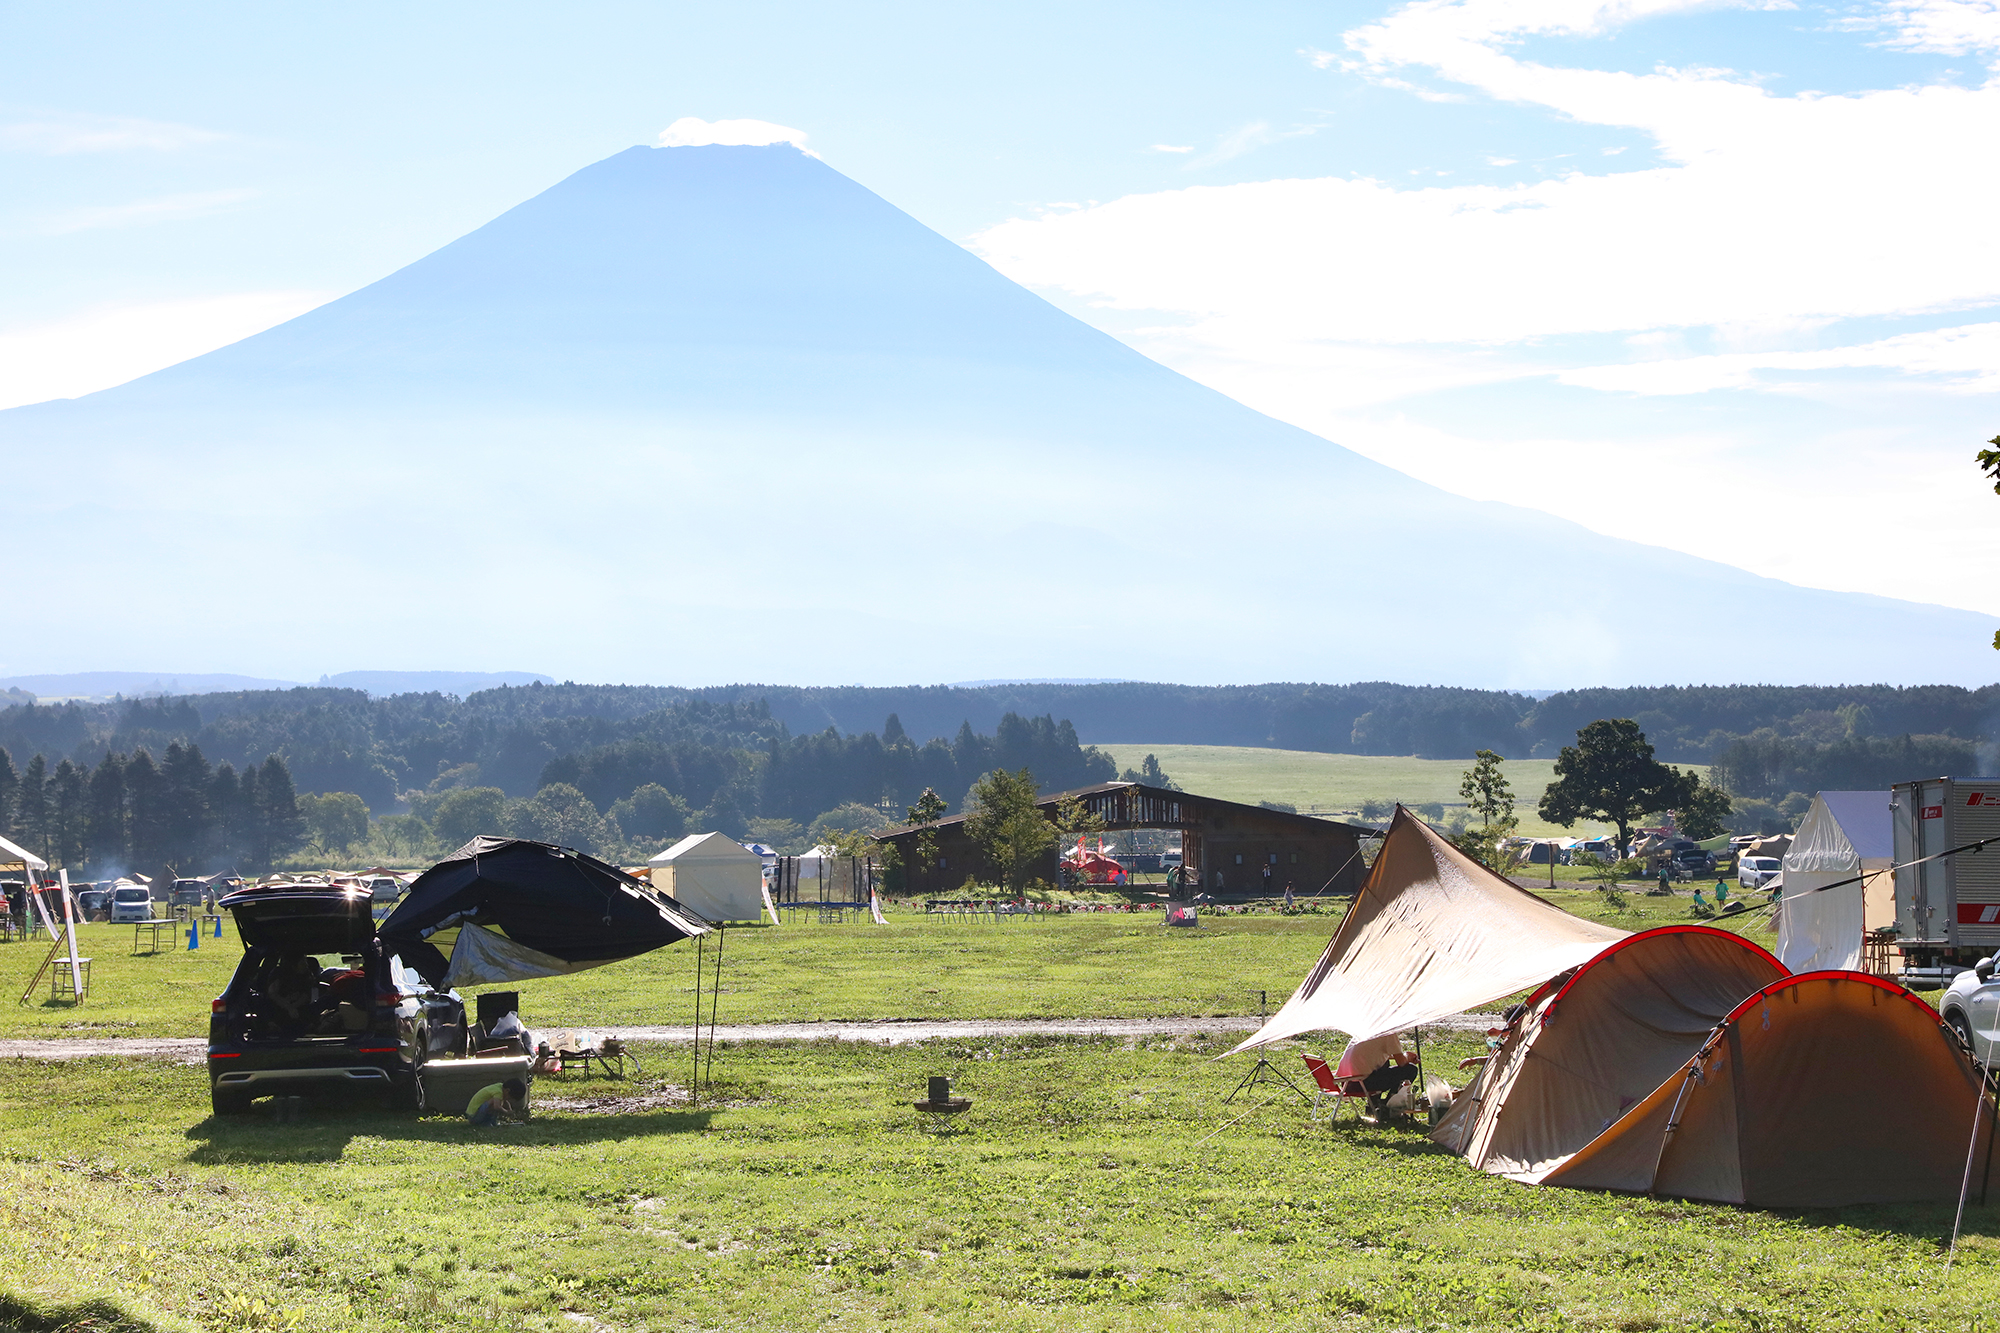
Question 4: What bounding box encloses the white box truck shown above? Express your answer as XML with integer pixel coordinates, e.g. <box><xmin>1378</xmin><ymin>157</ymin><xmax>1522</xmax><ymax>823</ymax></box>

<box><xmin>1891</xmin><ymin>777</ymin><xmax>2000</xmax><ymax>970</ymax></box>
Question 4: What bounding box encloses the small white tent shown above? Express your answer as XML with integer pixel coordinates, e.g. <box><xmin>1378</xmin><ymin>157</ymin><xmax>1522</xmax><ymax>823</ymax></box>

<box><xmin>0</xmin><ymin>835</ymin><xmax>48</xmax><ymax>873</ymax></box>
<box><xmin>649</xmin><ymin>832</ymin><xmax>764</xmax><ymax>923</ymax></box>
<box><xmin>1775</xmin><ymin>791</ymin><xmax>1893</xmax><ymax>973</ymax></box>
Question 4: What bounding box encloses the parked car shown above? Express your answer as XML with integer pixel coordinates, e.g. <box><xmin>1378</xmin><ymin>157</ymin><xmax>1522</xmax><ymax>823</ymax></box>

<box><xmin>109</xmin><ymin>883</ymin><xmax>155</xmax><ymax>923</ymax></box>
<box><xmin>75</xmin><ymin>883</ymin><xmax>115</xmax><ymax>918</ymax></box>
<box><xmin>1738</xmin><ymin>856</ymin><xmax>1782</xmax><ymax>890</ymax></box>
<box><xmin>1941</xmin><ymin>960</ymin><xmax>1999</xmax><ymax>1060</ymax></box>
<box><xmin>207</xmin><ymin>881</ymin><xmax>468</xmax><ymax>1116</ymax></box>
<box><xmin>1672</xmin><ymin>848</ymin><xmax>1714</xmax><ymax>877</ymax></box>
<box><xmin>169</xmin><ymin>878</ymin><xmax>207</xmax><ymax>908</ymax></box>
<box><xmin>359</xmin><ymin>874</ymin><xmax>402</xmax><ymax>903</ymax></box>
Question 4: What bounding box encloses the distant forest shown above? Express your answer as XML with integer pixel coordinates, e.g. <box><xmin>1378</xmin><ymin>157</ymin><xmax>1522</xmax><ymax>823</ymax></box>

<box><xmin>0</xmin><ymin>678</ymin><xmax>1994</xmax><ymax>875</ymax></box>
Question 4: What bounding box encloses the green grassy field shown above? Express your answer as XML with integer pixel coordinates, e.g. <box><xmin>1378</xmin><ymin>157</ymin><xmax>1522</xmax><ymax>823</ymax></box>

<box><xmin>0</xmin><ymin>890</ymin><xmax>1770</xmax><ymax>1041</ymax></box>
<box><xmin>3</xmin><ymin>892</ymin><xmax>1985</xmax><ymax>1331</ymax></box>
<box><xmin>1097</xmin><ymin>745</ymin><xmax>1712</xmax><ymax>840</ymax></box>
<box><xmin>3</xmin><ymin>1033</ymin><xmax>1997</xmax><ymax>1333</ymax></box>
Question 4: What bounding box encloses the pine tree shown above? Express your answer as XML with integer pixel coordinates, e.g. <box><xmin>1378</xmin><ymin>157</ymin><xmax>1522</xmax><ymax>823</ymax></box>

<box><xmin>257</xmin><ymin>756</ymin><xmax>307</xmax><ymax>866</ymax></box>
<box><xmin>125</xmin><ymin>749</ymin><xmax>167</xmax><ymax>875</ymax></box>
<box><xmin>209</xmin><ymin>764</ymin><xmax>243</xmax><ymax>866</ymax></box>
<box><xmin>16</xmin><ymin>755</ymin><xmax>49</xmax><ymax>860</ymax></box>
<box><xmin>0</xmin><ymin>747</ymin><xmax>17</xmax><ymax>839</ymax></box>
<box><xmin>85</xmin><ymin>753</ymin><xmax>127</xmax><ymax>870</ymax></box>
<box><xmin>49</xmin><ymin>760</ymin><xmax>85</xmax><ymax>869</ymax></box>
<box><xmin>160</xmin><ymin>742</ymin><xmax>215</xmax><ymax>872</ymax></box>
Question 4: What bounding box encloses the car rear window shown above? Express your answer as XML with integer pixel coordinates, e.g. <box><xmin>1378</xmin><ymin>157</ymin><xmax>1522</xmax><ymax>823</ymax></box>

<box><xmin>1746</xmin><ymin>857</ymin><xmax>1780</xmax><ymax>870</ymax></box>
<box><xmin>114</xmin><ymin>888</ymin><xmax>150</xmax><ymax>902</ymax></box>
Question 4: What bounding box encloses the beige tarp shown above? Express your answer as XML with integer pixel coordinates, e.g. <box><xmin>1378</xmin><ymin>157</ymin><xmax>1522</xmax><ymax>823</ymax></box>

<box><xmin>1541</xmin><ymin>971</ymin><xmax>1999</xmax><ymax>1207</ymax></box>
<box><xmin>1431</xmin><ymin>925</ymin><xmax>1786</xmax><ymax>1179</ymax></box>
<box><xmin>1226</xmin><ymin>808</ymin><xmax>1628</xmax><ymax>1052</ymax></box>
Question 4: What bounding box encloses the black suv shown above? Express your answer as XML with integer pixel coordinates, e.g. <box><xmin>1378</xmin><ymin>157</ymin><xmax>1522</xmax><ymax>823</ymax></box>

<box><xmin>207</xmin><ymin>882</ymin><xmax>467</xmax><ymax>1116</ymax></box>
<box><xmin>1673</xmin><ymin>847</ymin><xmax>1715</xmax><ymax>877</ymax></box>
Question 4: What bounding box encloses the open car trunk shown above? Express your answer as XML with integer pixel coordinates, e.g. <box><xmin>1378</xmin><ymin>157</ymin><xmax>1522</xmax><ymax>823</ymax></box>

<box><xmin>221</xmin><ymin>883</ymin><xmax>375</xmax><ymax>954</ymax></box>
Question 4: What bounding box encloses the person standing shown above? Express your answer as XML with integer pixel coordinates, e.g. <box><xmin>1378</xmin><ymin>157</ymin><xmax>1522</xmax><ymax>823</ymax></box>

<box><xmin>1283</xmin><ymin>880</ymin><xmax>1295</xmax><ymax>912</ymax></box>
<box><xmin>1261</xmin><ymin>862</ymin><xmax>1272</xmax><ymax>896</ymax></box>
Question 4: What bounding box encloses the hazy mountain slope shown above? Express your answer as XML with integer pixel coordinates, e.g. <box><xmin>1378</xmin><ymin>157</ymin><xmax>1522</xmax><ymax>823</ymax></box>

<box><xmin>1</xmin><ymin>144</ymin><xmax>1989</xmax><ymax>687</ymax></box>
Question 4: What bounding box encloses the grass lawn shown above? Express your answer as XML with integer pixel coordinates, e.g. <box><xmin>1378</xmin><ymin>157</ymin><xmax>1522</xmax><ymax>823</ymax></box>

<box><xmin>4</xmin><ymin>1034</ymin><xmax>1999</xmax><ymax>1333</ymax></box>
<box><xmin>3</xmin><ymin>891</ymin><xmax>1987</xmax><ymax>1330</ymax></box>
<box><xmin>1096</xmin><ymin>745</ymin><xmax>1712</xmax><ymax>840</ymax></box>
<box><xmin>0</xmin><ymin>889</ymin><xmax>1775</xmax><ymax>1042</ymax></box>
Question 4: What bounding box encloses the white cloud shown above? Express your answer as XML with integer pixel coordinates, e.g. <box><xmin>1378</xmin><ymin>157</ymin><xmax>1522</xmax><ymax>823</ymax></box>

<box><xmin>0</xmin><ymin>292</ymin><xmax>331</xmax><ymax>409</ymax></box>
<box><xmin>1150</xmin><ymin>143</ymin><xmax>1195</xmax><ymax>153</ymax></box>
<box><xmin>1848</xmin><ymin>0</ymin><xmax>2000</xmax><ymax>56</ymax></box>
<box><xmin>976</xmin><ymin>0</ymin><xmax>2000</xmax><ymax>351</ymax></box>
<box><xmin>41</xmin><ymin>189</ymin><xmax>259</xmax><ymax>235</ymax></box>
<box><xmin>1560</xmin><ymin>321</ymin><xmax>2000</xmax><ymax>393</ymax></box>
<box><xmin>0</xmin><ymin>112</ymin><xmax>226</xmax><ymax>154</ymax></box>
<box><xmin>657</xmin><ymin>117</ymin><xmax>815</xmax><ymax>155</ymax></box>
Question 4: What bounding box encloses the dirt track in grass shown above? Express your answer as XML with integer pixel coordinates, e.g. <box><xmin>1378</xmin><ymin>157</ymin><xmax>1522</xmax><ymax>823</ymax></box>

<box><xmin>0</xmin><ymin>1010</ymin><xmax>1501</xmax><ymax>1062</ymax></box>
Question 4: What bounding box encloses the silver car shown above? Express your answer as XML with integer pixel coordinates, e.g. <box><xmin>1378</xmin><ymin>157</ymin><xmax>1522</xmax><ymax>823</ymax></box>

<box><xmin>1738</xmin><ymin>856</ymin><xmax>1782</xmax><ymax>890</ymax></box>
<box><xmin>1942</xmin><ymin>961</ymin><xmax>1997</xmax><ymax>1060</ymax></box>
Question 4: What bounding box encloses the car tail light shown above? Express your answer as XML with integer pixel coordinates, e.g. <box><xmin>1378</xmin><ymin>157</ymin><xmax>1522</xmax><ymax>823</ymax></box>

<box><xmin>211</xmin><ymin>998</ymin><xmax>227</xmax><ymax>1013</ymax></box>
<box><xmin>207</xmin><ymin>1051</ymin><xmax>240</xmax><ymax>1059</ymax></box>
<box><xmin>356</xmin><ymin>1046</ymin><xmax>398</xmax><ymax>1053</ymax></box>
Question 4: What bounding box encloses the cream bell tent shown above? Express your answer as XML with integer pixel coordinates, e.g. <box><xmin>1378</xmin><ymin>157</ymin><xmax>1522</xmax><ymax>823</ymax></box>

<box><xmin>1775</xmin><ymin>791</ymin><xmax>1893</xmax><ymax>973</ymax></box>
<box><xmin>649</xmin><ymin>832</ymin><xmax>764</xmax><ymax>923</ymax></box>
<box><xmin>1226</xmin><ymin>807</ymin><xmax>1627</xmax><ymax>1052</ymax></box>
<box><xmin>1541</xmin><ymin>970</ymin><xmax>1999</xmax><ymax>1207</ymax></box>
<box><xmin>1431</xmin><ymin>925</ymin><xmax>1787</xmax><ymax>1179</ymax></box>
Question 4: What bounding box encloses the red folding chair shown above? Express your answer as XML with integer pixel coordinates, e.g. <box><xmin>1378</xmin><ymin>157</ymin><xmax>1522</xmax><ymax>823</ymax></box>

<box><xmin>1301</xmin><ymin>1053</ymin><xmax>1367</xmax><ymax>1123</ymax></box>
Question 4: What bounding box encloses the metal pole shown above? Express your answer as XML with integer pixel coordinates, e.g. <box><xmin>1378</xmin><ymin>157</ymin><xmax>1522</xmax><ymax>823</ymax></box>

<box><xmin>690</xmin><ymin>932</ymin><xmax>704</xmax><ymax>1106</ymax></box>
<box><xmin>704</xmin><ymin>925</ymin><xmax>724</xmax><ymax>1091</ymax></box>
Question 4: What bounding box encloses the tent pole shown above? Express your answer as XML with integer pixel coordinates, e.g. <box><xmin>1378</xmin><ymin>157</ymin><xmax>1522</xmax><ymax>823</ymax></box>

<box><xmin>1947</xmin><ymin>1031</ymin><xmax>1996</xmax><ymax>1269</ymax></box>
<box><xmin>691</xmin><ymin>932</ymin><xmax>704</xmax><ymax>1107</ymax></box>
<box><xmin>704</xmin><ymin>924</ymin><xmax>724</xmax><ymax>1092</ymax></box>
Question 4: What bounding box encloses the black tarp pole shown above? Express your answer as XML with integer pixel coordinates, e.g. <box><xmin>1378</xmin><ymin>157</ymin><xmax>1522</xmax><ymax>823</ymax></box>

<box><xmin>691</xmin><ymin>931</ymin><xmax>704</xmax><ymax>1107</ymax></box>
<box><xmin>704</xmin><ymin>924</ymin><xmax>724</xmax><ymax>1092</ymax></box>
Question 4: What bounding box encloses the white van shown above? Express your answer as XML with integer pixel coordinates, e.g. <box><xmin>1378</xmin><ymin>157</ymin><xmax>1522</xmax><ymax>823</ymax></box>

<box><xmin>110</xmin><ymin>883</ymin><xmax>155</xmax><ymax>923</ymax></box>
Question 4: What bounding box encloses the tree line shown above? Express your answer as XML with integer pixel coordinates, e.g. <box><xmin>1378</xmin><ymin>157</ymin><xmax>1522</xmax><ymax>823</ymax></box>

<box><xmin>0</xmin><ymin>692</ymin><xmax>1128</xmax><ymax>875</ymax></box>
<box><xmin>0</xmin><ymin>743</ymin><xmax>306</xmax><ymax>880</ymax></box>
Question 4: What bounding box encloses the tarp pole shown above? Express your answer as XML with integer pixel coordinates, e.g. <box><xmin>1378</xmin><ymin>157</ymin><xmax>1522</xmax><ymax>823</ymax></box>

<box><xmin>690</xmin><ymin>932</ymin><xmax>704</xmax><ymax>1107</ymax></box>
<box><xmin>1947</xmin><ymin>1030</ymin><xmax>1997</xmax><ymax>1269</ymax></box>
<box><xmin>704</xmin><ymin>924</ymin><xmax>724</xmax><ymax>1092</ymax></box>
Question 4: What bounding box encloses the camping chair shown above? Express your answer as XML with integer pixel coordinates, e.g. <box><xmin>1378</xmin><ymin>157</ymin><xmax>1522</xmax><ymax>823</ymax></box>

<box><xmin>1301</xmin><ymin>1054</ymin><xmax>1367</xmax><ymax>1123</ymax></box>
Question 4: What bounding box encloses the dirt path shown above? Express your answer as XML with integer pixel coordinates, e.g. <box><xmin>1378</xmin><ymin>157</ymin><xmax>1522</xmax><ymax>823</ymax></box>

<box><xmin>0</xmin><ymin>1011</ymin><xmax>1500</xmax><ymax>1062</ymax></box>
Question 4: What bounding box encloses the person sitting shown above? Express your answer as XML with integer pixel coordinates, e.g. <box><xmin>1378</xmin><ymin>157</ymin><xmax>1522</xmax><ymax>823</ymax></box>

<box><xmin>1335</xmin><ymin>1033</ymin><xmax>1421</xmax><ymax>1121</ymax></box>
<box><xmin>466</xmin><ymin>1078</ymin><xmax>528</xmax><ymax>1126</ymax></box>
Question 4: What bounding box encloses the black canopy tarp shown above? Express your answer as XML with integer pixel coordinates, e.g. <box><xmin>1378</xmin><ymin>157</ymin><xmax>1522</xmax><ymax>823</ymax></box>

<box><xmin>380</xmin><ymin>836</ymin><xmax>711</xmax><ymax>988</ymax></box>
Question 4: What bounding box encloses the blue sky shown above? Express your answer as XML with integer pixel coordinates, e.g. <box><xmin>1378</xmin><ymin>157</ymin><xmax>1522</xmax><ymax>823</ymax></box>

<box><xmin>5</xmin><ymin>0</ymin><xmax>1999</xmax><ymax>621</ymax></box>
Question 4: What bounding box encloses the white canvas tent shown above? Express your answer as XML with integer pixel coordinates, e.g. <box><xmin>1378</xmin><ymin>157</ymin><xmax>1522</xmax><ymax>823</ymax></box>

<box><xmin>1775</xmin><ymin>791</ymin><xmax>1893</xmax><ymax>973</ymax></box>
<box><xmin>649</xmin><ymin>832</ymin><xmax>764</xmax><ymax>923</ymax></box>
<box><xmin>1226</xmin><ymin>808</ymin><xmax>1627</xmax><ymax>1052</ymax></box>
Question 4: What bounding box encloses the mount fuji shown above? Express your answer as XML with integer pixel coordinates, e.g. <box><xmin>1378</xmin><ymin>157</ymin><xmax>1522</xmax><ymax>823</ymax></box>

<box><xmin>2</xmin><ymin>144</ymin><xmax>1990</xmax><ymax>688</ymax></box>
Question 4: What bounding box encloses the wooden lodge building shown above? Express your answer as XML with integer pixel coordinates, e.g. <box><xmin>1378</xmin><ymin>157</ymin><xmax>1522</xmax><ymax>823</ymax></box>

<box><xmin>873</xmin><ymin>781</ymin><xmax>1375</xmax><ymax>898</ymax></box>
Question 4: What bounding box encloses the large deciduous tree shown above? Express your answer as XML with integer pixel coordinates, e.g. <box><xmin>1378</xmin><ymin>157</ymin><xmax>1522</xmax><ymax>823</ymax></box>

<box><xmin>1537</xmin><ymin>719</ymin><xmax>1697</xmax><ymax>857</ymax></box>
<box><xmin>963</xmin><ymin>768</ymin><xmax>1055</xmax><ymax>894</ymax></box>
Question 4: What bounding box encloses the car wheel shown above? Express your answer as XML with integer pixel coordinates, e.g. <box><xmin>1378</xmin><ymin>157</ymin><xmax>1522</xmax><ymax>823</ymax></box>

<box><xmin>399</xmin><ymin>1035</ymin><xmax>430</xmax><ymax>1116</ymax></box>
<box><xmin>211</xmin><ymin>1085</ymin><xmax>254</xmax><ymax>1117</ymax></box>
<box><xmin>1947</xmin><ymin>1011</ymin><xmax>1976</xmax><ymax>1055</ymax></box>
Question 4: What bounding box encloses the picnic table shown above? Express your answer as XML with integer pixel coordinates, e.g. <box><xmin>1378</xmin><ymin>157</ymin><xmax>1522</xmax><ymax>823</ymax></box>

<box><xmin>132</xmin><ymin>919</ymin><xmax>179</xmax><ymax>954</ymax></box>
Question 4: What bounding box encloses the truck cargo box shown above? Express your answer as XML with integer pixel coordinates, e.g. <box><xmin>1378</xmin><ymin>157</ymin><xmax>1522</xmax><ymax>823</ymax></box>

<box><xmin>1892</xmin><ymin>778</ymin><xmax>2000</xmax><ymax>962</ymax></box>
